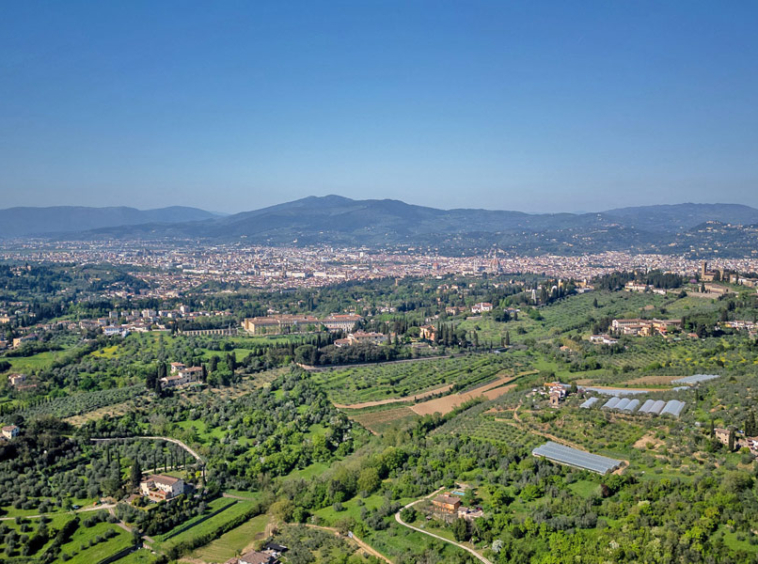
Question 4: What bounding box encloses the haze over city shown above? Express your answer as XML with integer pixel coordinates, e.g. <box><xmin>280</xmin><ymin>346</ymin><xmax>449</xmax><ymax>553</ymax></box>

<box><xmin>2</xmin><ymin>1</ymin><xmax>757</xmax><ymax>213</ymax></box>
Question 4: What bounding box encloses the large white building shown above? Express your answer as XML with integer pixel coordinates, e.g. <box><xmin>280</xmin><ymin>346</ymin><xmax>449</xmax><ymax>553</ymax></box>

<box><xmin>140</xmin><ymin>474</ymin><xmax>185</xmax><ymax>502</ymax></box>
<box><xmin>321</xmin><ymin>314</ymin><xmax>363</xmax><ymax>332</ymax></box>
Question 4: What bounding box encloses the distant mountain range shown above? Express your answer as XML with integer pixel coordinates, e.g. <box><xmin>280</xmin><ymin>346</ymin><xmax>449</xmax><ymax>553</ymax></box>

<box><xmin>0</xmin><ymin>206</ymin><xmax>218</xmax><ymax>238</ymax></box>
<box><xmin>3</xmin><ymin>197</ymin><xmax>758</xmax><ymax>257</ymax></box>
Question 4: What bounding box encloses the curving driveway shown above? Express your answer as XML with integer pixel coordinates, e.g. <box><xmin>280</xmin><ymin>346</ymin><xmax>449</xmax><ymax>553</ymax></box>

<box><xmin>90</xmin><ymin>436</ymin><xmax>204</xmax><ymax>463</ymax></box>
<box><xmin>394</xmin><ymin>488</ymin><xmax>493</xmax><ymax>564</ymax></box>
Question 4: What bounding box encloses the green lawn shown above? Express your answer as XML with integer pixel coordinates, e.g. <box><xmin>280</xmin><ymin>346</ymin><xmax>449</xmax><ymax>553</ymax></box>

<box><xmin>720</xmin><ymin>528</ymin><xmax>758</xmax><ymax>554</ymax></box>
<box><xmin>158</xmin><ymin>500</ymin><xmax>257</xmax><ymax>550</ymax></box>
<box><xmin>154</xmin><ymin>497</ymin><xmax>234</xmax><ymax>542</ymax></box>
<box><xmin>175</xmin><ymin>419</ymin><xmax>225</xmax><ymax>442</ymax></box>
<box><xmin>315</xmin><ymin>493</ymin><xmax>413</xmax><ymax>526</ymax></box>
<box><xmin>290</xmin><ymin>462</ymin><xmax>330</xmax><ymax>480</ymax></box>
<box><xmin>58</xmin><ymin>521</ymin><xmax>133</xmax><ymax>564</ymax></box>
<box><xmin>369</xmin><ymin>525</ymin><xmax>470</xmax><ymax>561</ymax></box>
<box><xmin>4</xmin><ymin>350</ymin><xmax>65</xmax><ymax>373</ymax></box>
<box><xmin>567</xmin><ymin>480</ymin><xmax>599</xmax><ymax>499</ymax></box>
<box><xmin>190</xmin><ymin>514</ymin><xmax>269</xmax><ymax>563</ymax></box>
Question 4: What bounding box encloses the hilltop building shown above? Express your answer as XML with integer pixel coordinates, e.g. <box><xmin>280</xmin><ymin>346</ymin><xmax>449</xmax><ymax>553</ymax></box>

<box><xmin>140</xmin><ymin>474</ymin><xmax>185</xmax><ymax>502</ymax></box>
<box><xmin>242</xmin><ymin>315</ymin><xmax>320</xmax><ymax>335</ymax></box>
<box><xmin>161</xmin><ymin>366</ymin><xmax>203</xmax><ymax>389</ymax></box>
<box><xmin>334</xmin><ymin>330</ymin><xmax>387</xmax><ymax>347</ymax></box>
<box><xmin>321</xmin><ymin>314</ymin><xmax>363</xmax><ymax>332</ymax></box>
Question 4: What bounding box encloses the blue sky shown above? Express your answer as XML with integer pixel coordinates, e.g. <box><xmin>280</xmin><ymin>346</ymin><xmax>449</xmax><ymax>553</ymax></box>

<box><xmin>1</xmin><ymin>1</ymin><xmax>756</xmax><ymax>213</ymax></box>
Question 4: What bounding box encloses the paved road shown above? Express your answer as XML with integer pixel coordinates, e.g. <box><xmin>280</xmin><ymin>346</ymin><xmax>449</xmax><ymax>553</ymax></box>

<box><xmin>394</xmin><ymin>488</ymin><xmax>493</xmax><ymax>564</ymax></box>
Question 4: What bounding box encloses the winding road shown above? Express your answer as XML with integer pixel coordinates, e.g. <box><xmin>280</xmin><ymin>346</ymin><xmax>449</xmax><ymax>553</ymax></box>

<box><xmin>90</xmin><ymin>436</ymin><xmax>204</xmax><ymax>463</ymax></box>
<box><xmin>394</xmin><ymin>488</ymin><xmax>493</xmax><ymax>564</ymax></box>
<box><xmin>304</xmin><ymin>524</ymin><xmax>392</xmax><ymax>564</ymax></box>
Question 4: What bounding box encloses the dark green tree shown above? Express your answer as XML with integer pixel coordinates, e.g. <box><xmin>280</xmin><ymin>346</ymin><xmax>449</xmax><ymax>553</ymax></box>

<box><xmin>129</xmin><ymin>460</ymin><xmax>142</xmax><ymax>490</ymax></box>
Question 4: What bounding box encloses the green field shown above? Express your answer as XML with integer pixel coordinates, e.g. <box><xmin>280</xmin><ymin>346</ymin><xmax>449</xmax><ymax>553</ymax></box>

<box><xmin>190</xmin><ymin>514</ymin><xmax>269</xmax><ymax>563</ymax></box>
<box><xmin>59</xmin><ymin>521</ymin><xmax>133</xmax><ymax>564</ymax></box>
<box><xmin>4</xmin><ymin>350</ymin><xmax>66</xmax><ymax>373</ymax></box>
<box><xmin>154</xmin><ymin>497</ymin><xmax>235</xmax><ymax>542</ymax></box>
<box><xmin>157</xmin><ymin>500</ymin><xmax>257</xmax><ymax>550</ymax></box>
<box><xmin>111</xmin><ymin>549</ymin><xmax>158</xmax><ymax>564</ymax></box>
<box><xmin>312</xmin><ymin>353</ymin><xmax>518</xmax><ymax>405</ymax></box>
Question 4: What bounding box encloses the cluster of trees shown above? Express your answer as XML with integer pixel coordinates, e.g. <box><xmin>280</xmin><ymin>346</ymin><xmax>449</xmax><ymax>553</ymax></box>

<box><xmin>593</xmin><ymin>270</ymin><xmax>685</xmax><ymax>291</ymax></box>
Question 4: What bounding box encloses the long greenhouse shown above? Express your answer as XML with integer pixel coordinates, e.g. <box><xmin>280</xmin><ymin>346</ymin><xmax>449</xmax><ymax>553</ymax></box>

<box><xmin>532</xmin><ymin>441</ymin><xmax>623</xmax><ymax>474</ymax></box>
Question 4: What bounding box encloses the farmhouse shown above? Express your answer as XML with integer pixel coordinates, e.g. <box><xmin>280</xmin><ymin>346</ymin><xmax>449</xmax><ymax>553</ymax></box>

<box><xmin>8</xmin><ymin>373</ymin><xmax>27</xmax><ymax>387</ymax></box>
<box><xmin>544</xmin><ymin>382</ymin><xmax>569</xmax><ymax>408</ymax></box>
<box><xmin>419</xmin><ymin>325</ymin><xmax>437</xmax><ymax>341</ymax></box>
<box><xmin>1</xmin><ymin>425</ymin><xmax>19</xmax><ymax>440</ymax></box>
<box><xmin>471</xmin><ymin>302</ymin><xmax>493</xmax><ymax>314</ymax></box>
<box><xmin>589</xmin><ymin>335</ymin><xmax>619</xmax><ymax>345</ymax></box>
<box><xmin>431</xmin><ymin>494</ymin><xmax>462</xmax><ymax>514</ymax></box>
<box><xmin>611</xmin><ymin>318</ymin><xmax>682</xmax><ymax>337</ymax></box>
<box><xmin>12</xmin><ymin>334</ymin><xmax>37</xmax><ymax>348</ymax></box>
<box><xmin>140</xmin><ymin>474</ymin><xmax>185</xmax><ymax>502</ymax></box>
<box><xmin>160</xmin><ymin>366</ymin><xmax>203</xmax><ymax>389</ymax></box>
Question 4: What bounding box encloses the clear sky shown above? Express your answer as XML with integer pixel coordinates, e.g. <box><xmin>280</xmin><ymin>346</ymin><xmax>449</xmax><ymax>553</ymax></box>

<box><xmin>1</xmin><ymin>1</ymin><xmax>757</xmax><ymax>213</ymax></box>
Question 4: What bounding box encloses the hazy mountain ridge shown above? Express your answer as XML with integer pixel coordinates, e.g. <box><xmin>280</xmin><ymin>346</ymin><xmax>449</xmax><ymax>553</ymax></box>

<box><xmin>5</xmin><ymin>197</ymin><xmax>758</xmax><ymax>257</ymax></box>
<box><xmin>0</xmin><ymin>206</ymin><xmax>219</xmax><ymax>238</ymax></box>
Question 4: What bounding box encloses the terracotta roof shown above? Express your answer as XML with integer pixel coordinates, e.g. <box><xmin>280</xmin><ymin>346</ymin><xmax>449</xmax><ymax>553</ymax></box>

<box><xmin>434</xmin><ymin>494</ymin><xmax>461</xmax><ymax>505</ymax></box>
<box><xmin>148</xmin><ymin>474</ymin><xmax>181</xmax><ymax>486</ymax></box>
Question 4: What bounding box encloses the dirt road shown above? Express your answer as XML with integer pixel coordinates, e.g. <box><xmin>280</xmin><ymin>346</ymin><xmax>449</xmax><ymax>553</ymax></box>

<box><xmin>333</xmin><ymin>382</ymin><xmax>454</xmax><ymax>409</ymax></box>
<box><xmin>394</xmin><ymin>488</ymin><xmax>493</xmax><ymax>564</ymax></box>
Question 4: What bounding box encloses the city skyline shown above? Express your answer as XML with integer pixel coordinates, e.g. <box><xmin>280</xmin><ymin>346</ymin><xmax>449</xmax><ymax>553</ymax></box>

<box><xmin>2</xmin><ymin>1</ymin><xmax>757</xmax><ymax>213</ymax></box>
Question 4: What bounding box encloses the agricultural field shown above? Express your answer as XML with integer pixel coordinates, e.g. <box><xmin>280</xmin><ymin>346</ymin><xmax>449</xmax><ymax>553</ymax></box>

<box><xmin>156</xmin><ymin>500</ymin><xmax>257</xmax><ymax>551</ymax></box>
<box><xmin>189</xmin><ymin>513</ymin><xmax>269</xmax><ymax>563</ymax></box>
<box><xmin>13</xmin><ymin>384</ymin><xmax>146</xmax><ymax>421</ymax></box>
<box><xmin>312</xmin><ymin>353</ymin><xmax>520</xmax><ymax>406</ymax></box>
<box><xmin>59</xmin><ymin>521</ymin><xmax>133</xmax><ymax>564</ymax></box>
<box><xmin>0</xmin><ymin>513</ymin><xmax>74</xmax><ymax>559</ymax></box>
<box><xmin>153</xmin><ymin>497</ymin><xmax>237</xmax><ymax>543</ymax></box>
<box><xmin>347</xmin><ymin>405</ymin><xmax>419</xmax><ymax>434</ymax></box>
